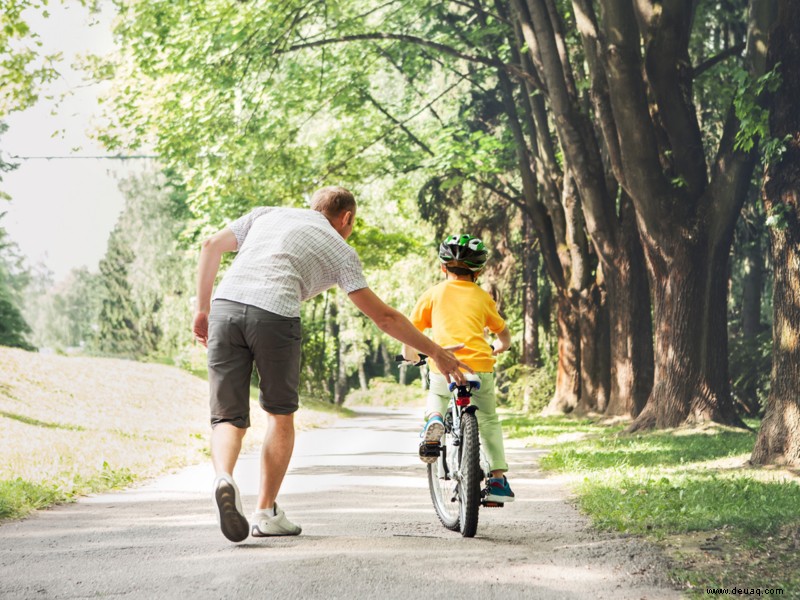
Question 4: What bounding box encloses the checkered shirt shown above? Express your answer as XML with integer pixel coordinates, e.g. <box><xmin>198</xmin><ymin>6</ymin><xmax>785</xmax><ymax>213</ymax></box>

<box><xmin>212</xmin><ymin>207</ymin><xmax>368</xmax><ymax>318</ymax></box>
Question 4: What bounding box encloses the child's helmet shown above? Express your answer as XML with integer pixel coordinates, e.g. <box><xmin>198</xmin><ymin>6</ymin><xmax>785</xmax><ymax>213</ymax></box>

<box><xmin>438</xmin><ymin>234</ymin><xmax>488</xmax><ymax>272</ymax></box>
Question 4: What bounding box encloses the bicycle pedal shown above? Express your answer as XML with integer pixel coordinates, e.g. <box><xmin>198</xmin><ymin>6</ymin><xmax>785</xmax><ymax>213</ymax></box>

<box><xmin>482</xmin><ymin>501</ymin><xmax>505</xmax><ymax>508</ymax></box>
<box><xmin>418</xmin><ymin>442</ymin><xmax>440</xmax><ymax>459</ymax></box>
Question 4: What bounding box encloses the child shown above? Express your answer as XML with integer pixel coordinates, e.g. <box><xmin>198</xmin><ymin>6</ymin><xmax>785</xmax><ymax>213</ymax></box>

<box><xmin>403</xmin><ymin>234</ymin><xmax>514</xmax><ymax>503</ymax></box>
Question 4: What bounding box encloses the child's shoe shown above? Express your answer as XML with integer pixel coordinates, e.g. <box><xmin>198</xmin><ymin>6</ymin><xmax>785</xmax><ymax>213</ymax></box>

<box><xmin>418</xmin><ymin>414</ymin><xmax>444</xmax><ymax>464</ymax></box>
<box><xmin>484</xmin><ymin>475</ymin><xmax>515</xmax><ymax>503</ymax></box>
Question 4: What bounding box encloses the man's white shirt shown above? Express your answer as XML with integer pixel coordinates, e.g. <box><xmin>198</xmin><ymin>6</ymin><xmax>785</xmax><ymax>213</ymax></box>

<box><xmin>212</xmin><ymin>207</ymin><xmax>368</xmax><ymax>317</ymax></box>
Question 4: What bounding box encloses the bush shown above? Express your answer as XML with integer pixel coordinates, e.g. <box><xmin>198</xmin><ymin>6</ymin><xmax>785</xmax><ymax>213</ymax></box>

<box><xmin>344</xmin><ymin>378</ymin><xmax>426</xmax><ymax>408</ymax></box>
<box><xmin>501</xmin><ymin>362</ymin><xmax>556</xmax><ymax>414</ymax></box>
<box><xmin>728</xmin><ymin>329</ymin><xmax>772</xmax><ymax>416</ymax></box>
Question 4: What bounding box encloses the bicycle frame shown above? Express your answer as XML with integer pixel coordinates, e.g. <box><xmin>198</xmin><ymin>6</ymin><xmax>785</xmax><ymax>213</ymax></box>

<box><xmin>438</xmin><ymin>377</ymin><xmax>481</xmax><ymax>483</ymax></box>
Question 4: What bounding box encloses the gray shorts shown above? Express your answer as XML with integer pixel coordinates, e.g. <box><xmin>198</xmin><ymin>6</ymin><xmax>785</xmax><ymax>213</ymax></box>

<box><xmin>207</xmin><ymin>299</ymin><xmax>301</xmax><ymax>427</ymax></box>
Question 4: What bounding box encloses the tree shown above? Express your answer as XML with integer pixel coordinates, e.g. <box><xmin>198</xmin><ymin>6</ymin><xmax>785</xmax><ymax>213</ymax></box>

<box><xmin>0</xmin><ymin>212</ymin><xmax>34</xmax><ymax>350</ymax></box>
<box><xmin>0</xmin><ymin>0</ymin><xmax>59</xmax><ymax>119</ymax></box>
<box><xmin>95</xmin><ymin>225</ymin><xmax>140</xmax><ymax>356</ymax></box>
<box><xmin>751</xmin><ymin>0</ymin><xmax>800</xmax><ymax>466</ymax></box>
<box><xmin>556</xmin><ymin>0</ymin><xmax>776</xmax><ymax>429</ymax></box>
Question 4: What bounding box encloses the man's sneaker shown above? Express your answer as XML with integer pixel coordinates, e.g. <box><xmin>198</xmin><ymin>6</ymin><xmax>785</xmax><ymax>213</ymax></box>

<box><xmin>484</xmin><ymin>476</ymin><xmax>516</xmax><ymax>503</ymax></box>
<box><xmin>213</xmin><ymin>474</ymin><xmax>249</xmax><ymax>543</ymax></box>
<box><xmin>419</xmin><ymin>415</ymin><xmax>445</xmax><ymax>464</ymax></box>
<box><xmin>250</xmin><ymin>503</ymin><xmax>302</xmax><ymax>537</ymax></box>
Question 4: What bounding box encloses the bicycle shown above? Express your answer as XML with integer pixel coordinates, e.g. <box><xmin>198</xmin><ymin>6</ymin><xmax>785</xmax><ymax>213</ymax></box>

<box><xmin>396</xmin><ymin>353</ymin><xmax>503</xmax><ymax>538</ymax></box>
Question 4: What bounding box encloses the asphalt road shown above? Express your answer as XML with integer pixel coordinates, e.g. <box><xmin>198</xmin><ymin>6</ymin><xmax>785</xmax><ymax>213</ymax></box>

<box><xmin>0</xmin><ymin>407</ymin><xmax>681</xmax><ymax>599</ymax></box>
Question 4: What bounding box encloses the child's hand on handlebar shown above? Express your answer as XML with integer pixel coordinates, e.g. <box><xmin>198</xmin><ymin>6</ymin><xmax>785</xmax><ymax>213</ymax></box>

<box><xmin>492</xmin><ymin>339</ymin><xmax>510</xmax><ymax>355</ymax></box>
<box><xmin>401</xmin><ymin>344</ymin><xmax>421</xmax><ymax>364</ymax></box>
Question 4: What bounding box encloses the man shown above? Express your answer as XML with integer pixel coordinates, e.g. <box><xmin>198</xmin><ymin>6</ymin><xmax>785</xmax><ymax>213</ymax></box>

<box><xmin>192</xmin><ymin>186</ymin><xmax>470</xmax><ymax>543</ymax></box>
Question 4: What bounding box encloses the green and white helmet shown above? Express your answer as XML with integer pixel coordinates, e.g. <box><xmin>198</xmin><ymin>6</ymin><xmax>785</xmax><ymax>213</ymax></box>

<box><xmin>438</xmin><ymin>234</ymin><xmax>488</xmax><ymax>272</ymax></box>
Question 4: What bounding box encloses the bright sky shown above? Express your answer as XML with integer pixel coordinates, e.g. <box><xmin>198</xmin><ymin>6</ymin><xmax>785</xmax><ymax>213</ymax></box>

<box><xmin>2</xmin><ymin>2</ymin><xmax>152</xmax><ymax>283</ymax></box>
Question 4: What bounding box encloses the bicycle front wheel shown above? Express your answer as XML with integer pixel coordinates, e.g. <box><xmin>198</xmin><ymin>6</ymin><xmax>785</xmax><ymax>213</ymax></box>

<box><xmin>457</xmin><ymin>411</ymin><xmax>481</xmax><ymax>537</ymax></box>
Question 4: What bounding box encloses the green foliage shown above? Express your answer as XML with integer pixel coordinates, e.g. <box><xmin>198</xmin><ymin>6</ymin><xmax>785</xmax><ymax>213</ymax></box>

<box><xmin>87</xmin><ymin>169</ymin><xmax>194</xmax><ymax>360</ymax></box>
<box><xmin>0</xmin><ymin>212</ymin><xmax>34</xmax><ymax>350</ymax></box>
<box><xmin>765</xmin><ymin>202</ymin><xmax>793</xmax><ymax>230</ymax></box>
<box><xmin>0</xmin><ymin>478</ymin><xmax>62</xmax><ymax>520</ymax></box>
<box><xmin>502</xmin><ymin>363</ymin><xmax>557</xmax><ymax>414</ymax></box>
<box><xmin>24</xmin><ymin>266</ymin><xmax>101</xmax><ymax>351</ymax></box>
<box><xmin>732</xmin><ymin>64</ymin><xmax>783</xmax><ymax>155</ymax></box>
<box><xmin>94</xmin><ymin>227</ymin><xmax>141</xmax><ymax>356</ymax></box>
<box><xmin>0</xmin><ymin>0</ymin><xmax>60</xmax><ymax>118</ymax></box>
<box><xmin>345</xmin><ymin>377</ymin><xmax>425</xmax><ymax>408</ymax></box>
<box><xmin>0</xmin><ymin>463</ymin><xmax>135</xmax><ymax>520</ymax></box>
<box><xmin>728</xmin><ymin>329</ymin><xmax>772</xmax><ymax>414</ymax></box>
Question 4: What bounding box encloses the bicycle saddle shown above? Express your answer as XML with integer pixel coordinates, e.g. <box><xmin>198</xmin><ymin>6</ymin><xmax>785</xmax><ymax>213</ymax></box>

<box><xmin>449</xmin><ymin>373</ymin><xmax>481</xmax><ymax>392</ymax></box>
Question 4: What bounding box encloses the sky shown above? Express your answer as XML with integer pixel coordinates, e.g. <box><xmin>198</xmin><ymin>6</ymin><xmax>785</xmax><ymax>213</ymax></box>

<box><xmin>1</xmin><ymin>2</ymin><xmax>152</xmax><ymax>283</ymax></box>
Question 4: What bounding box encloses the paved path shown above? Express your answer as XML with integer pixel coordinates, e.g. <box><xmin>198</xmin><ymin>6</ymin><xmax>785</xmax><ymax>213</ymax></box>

<box><xmin>0</xmin><ymin>407</ymin><xmax>681</xmax><ymax>599</ymax></box>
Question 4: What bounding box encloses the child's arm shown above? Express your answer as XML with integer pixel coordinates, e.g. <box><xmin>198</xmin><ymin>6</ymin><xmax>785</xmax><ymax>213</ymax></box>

<box><xmin>492</xmin><ymin>325</ymin><xmax>512</xmax><ymax>355</ymax></box>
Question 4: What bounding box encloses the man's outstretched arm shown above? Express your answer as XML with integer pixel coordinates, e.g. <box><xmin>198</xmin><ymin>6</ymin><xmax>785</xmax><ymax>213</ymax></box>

<box><xmin>348</xmin><ymin>287</ymin><xmax>472</xmax><ymax>385</ymax></box>
<box><xmin>193</xmin><ymin>228</ymin><xmax>238</xmax><ymax>346</ymax></box>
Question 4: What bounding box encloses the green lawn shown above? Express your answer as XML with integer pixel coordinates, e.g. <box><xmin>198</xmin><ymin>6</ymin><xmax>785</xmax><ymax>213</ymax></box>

<box><xmin>503</xmin><ymin>413</ymin><xmax>800</xmax><ymax>597</ymax></box>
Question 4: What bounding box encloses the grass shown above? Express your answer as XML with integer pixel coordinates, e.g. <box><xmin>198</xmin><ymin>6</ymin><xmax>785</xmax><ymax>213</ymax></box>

<box><xmin>0</xmin><ymin>346</ymin><xmax>350</xmax><ymax>521</ymax></box>
<box><xmin>503</xmin><ymin>413</ymin><xmax>800</xmax><ymax>597</ymax></box>
<box><xmin>0</xmin><ymin>463</ymin><xmax>135</xmax><ymax>519</ymax></box>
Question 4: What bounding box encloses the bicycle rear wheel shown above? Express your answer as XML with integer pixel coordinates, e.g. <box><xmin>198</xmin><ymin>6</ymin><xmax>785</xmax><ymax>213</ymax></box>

<box><xmin>457</xmin><ymin>411</ymin><xmax>481</xmax><ymax>537</ymax></box>
<box><xmin>428</xmin><ymin>412</ymin><xmax>460</xmax><ymax>531</ymax></box>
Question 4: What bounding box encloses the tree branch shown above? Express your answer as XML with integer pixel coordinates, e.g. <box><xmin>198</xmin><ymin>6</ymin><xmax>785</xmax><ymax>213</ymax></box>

<box><xmin>363</xmin><ymin>92</ymin><xmax>434</xmax><ymax>155</ymax></box>
<box><xmin>598</xmin><ymin>0</ymin><xmax>674</xmax><ymax>232</ymax></box>
<box><xmin>693</xmin><ymin>43</ymin><xmax>745</xmax><ymax>78</ymax></box>
<box><xmin>643</xmin><ymin>0</ymin><xmax>707</xmax><ymax>200</ymax></box>
<box><xmin>278</xmin><ymin>32</ymin><xmax>542</xmax><ymax>89</ymax></box>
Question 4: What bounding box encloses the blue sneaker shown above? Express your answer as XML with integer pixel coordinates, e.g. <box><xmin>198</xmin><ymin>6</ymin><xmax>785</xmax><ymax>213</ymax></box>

<box><xmin>419</xmin><ymin>415</ymin><xmax>444</xmax><ymax>464</ymax></box>
<box><xmin>484</xmin><ymin>476</ymin><xmax>515</xmax><ymax>503</ymax></box>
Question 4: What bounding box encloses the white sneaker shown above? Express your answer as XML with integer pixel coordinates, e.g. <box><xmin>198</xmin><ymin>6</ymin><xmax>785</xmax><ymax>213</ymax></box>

<box><xmin>213</xmin><ymin>474</ymin><xmax>249</xmax><ymax>543</ymax></box>
<box><xmin>250</xmin><ymin>503</ymin><xmax>302</xmax><ymax>537</ymax></box>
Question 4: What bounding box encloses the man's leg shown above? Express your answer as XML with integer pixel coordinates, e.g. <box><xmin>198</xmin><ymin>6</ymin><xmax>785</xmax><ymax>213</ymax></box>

<box><xmin>256</xmin><ymin>413</ymin><xmax>295</xmax><ymax>511</ymax></box>
<box><xmin>211</xmin><ymin>422</ymin><xmax>247</xmax><ymax>477</ymax></box>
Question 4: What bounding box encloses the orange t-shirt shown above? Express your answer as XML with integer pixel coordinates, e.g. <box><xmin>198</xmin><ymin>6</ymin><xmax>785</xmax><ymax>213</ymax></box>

<box><xmin>410</xmin><ymin>280</ymin><xmax>506</xmax><ymax>373</ymax></box>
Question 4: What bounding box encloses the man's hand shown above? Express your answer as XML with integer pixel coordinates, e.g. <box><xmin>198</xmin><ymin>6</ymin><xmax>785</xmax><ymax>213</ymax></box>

<box><xmin>430</xmin><ymin>345</ymin><xmax>472</xmax><ymax>385</ymax></box>
<box><xmin>193</xmin><ymin>311</ymin><xmax>209</xmax><ymax>347</ymax></box>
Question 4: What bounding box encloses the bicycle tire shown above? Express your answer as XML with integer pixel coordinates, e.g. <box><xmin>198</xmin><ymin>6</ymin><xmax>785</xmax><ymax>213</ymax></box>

<box><xmin>457</xmin><ymin>411</ymin><xmax>481</xmax><ymax>537</ymax></box>
<box><xmin>428</xmin><ymin>413</ymin><xmax>461</xmax><ymax>531</ymax></box>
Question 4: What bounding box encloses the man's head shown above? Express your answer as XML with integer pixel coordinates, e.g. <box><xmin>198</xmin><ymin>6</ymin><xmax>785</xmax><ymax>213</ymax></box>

<box><xmin>311</xmin><ymin>186</ymin><xmax>357</xmax><ymax>239</ymax></box>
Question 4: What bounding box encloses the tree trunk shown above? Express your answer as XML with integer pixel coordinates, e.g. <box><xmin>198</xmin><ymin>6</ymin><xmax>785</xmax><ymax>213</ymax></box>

<box><xmin>737</xmin><ymin>199</ymin><xmax>765</xmax><ymax>416</ymax></box>
<box><xmin>630</xmin><ymin>235</ymin><xmax>743</xmax><ymax>431</ymax></box>
<box><xmin>543</xmin><ymin>291</ymin><xmax>580</xmax><ymax>414</ymax></box>
<box><xmin>604</xmin><ymin>195</ymin><xmax>654</xmax><ymax>417</ymax></box>
<box><xmin>576</xmin><ymin>279</ymin><xmax>610</xmax><ymax>414</ymax></box>
<box><xmin>380</xmin><ymin>342</ymin><xmax>393</xmax><ymax>378</ymax></box>
<box><xmin>330</xmin><ymin>298</ymin><xmax>348</xmax><ymax>406</ymax></box>
<box><xmin>752</xmin><ymin>0</ymin><xmax>800</xmax><ymax>466</ymax></box>
<box><xmin>358</xmin><ymin>360</ymin><xmax>368</xmax><ymax>391</ymax></box>
<box><xmin>522</xmin><ymin>214</ymin><xmax>541</xmax><ymax>366</ymax></box>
